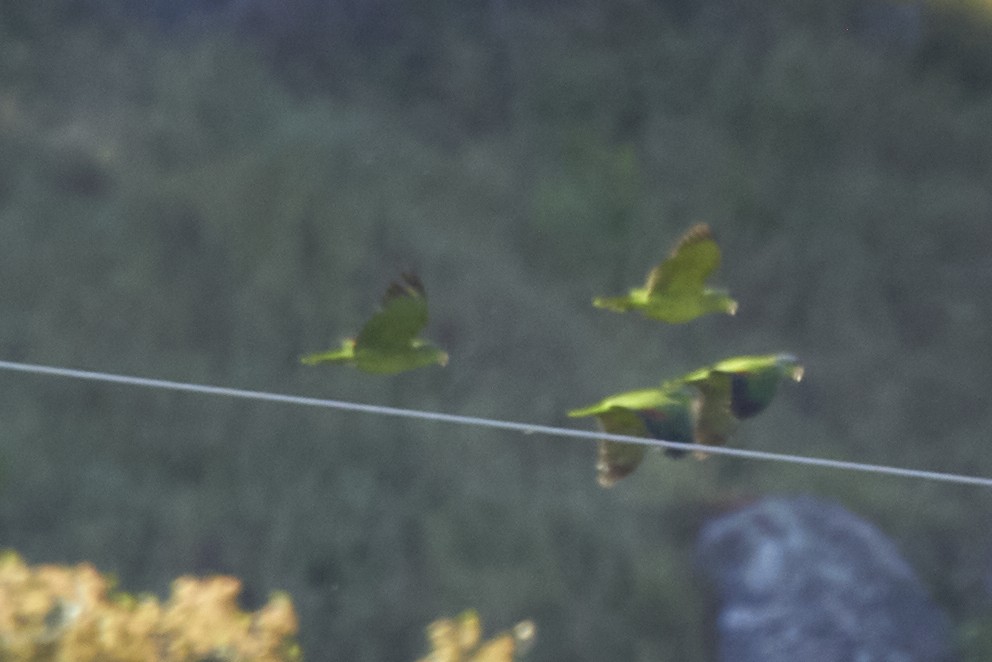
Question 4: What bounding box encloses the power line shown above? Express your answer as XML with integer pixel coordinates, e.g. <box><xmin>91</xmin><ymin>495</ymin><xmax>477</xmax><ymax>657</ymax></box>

<box><xmin>0</xmin><ymin>359</ymin><xmax>989</xmax><ymax>488</ymax></box>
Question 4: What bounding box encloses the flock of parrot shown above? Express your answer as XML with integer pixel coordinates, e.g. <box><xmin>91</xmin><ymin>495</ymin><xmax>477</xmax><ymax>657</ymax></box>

<box><xmin>300</xmin><ymin>224</ymin><xmax>802</xmax><ymax>487</ymax></box>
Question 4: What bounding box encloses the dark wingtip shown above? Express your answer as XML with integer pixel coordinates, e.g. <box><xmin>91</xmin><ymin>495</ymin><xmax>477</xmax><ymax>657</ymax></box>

<box><xmin>681</xmin><ymin>222</ymin><xmax>714</xmax><ymax>244</ymax></box>
<box><xmin>400</xmin><ymin>271</ymin><xmax>425</xmax><ymax>294</ymax></box>
<box><xmin>668</xmin><ymin>222</ymin><xmax>716</xmax><ymax>259</ymax></box>
<box><xmin>382</xmin><ymin>272</ymin><xmax>425</xmax><ymax>304</ymax></box>
<box><xmin>685</xmin><ymin>222</ymin><xmax>713</xmax><ymax>238</ymax></box>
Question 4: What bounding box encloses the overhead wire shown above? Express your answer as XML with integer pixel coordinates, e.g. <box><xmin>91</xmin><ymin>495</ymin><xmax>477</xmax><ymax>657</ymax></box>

<box><xmin>0</xmin><ymin>359</ymin><xmax>989</xmax><ymax>488</ymax></box>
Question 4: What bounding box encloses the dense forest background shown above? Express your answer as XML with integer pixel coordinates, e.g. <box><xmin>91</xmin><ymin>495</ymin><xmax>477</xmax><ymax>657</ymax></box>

<box><xmin>0</xmin><ymin>0</ymin><xmax>991</xmax><ymax>659</ymax></box>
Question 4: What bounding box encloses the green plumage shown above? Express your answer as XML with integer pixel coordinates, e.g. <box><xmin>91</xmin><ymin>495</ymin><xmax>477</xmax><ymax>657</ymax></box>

<box><xmin>568</xmin><ymin>354</ymin><xmax>803</xmax><ymax>484</ymax></box>
<box><xmin>568</xmin><ymin>384</ymin><xmax>695</xmax><ymax>487</ymax></box>
<box><xmin>593</xmin><ymin>224</ymin><xmax>738</xmax><ymax>323</ymax></box>
<box><xmin>680</xmin><ymin>353</ymin><xmax>803</xmax><ymax>457</ymax></box>
<box><xmin>301</xmin><ymin>273</ymin><xmax>448</xmax><ymax>374</ymax></box>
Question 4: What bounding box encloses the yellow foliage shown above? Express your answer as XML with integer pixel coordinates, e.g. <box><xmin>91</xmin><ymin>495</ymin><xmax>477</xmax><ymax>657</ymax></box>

<box><xmin>417</xmin><ymin>610</ymin><xmax>535</xmax><ymax>662</ymax></box>
<box><xmin>0</xmin><ymin>551</ymin><xmax>300</xmax><ymax>662</ymax></box>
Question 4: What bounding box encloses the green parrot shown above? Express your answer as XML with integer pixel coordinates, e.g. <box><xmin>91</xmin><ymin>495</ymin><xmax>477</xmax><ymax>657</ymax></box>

<box><xmin>680</xmin><ymin>353</ymin><xmax>803</xmax><ymax>458</ymax></box>
<box><xmin>593</xmin><ymin>223</ymin><xmax>738</xmax><ymax>323</ymax></box>
<box><xmin>568</xmin><ymin>384</ymin><xmax>695</xmax><ymax>487</ymax></box>
<box><xmin>301</xmin><ymin>273</ymin><xmax>449</xmax><ymax>374</ymax></box>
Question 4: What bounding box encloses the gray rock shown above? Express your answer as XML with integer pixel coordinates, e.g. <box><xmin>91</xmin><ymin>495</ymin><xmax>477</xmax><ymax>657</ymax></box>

<box><xmin>696</xmin><ymin>495</ymin><xmax>957</xmax><ymax>662</ymax></box>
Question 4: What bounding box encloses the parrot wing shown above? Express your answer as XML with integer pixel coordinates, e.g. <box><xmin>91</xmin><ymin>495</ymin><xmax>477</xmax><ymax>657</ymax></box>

<box><xmin>681</xmin><ymin>367</ymin><xmax>737</xmax><ymax>458</ymax></box>
<box><xmin>355</xmin><ymin>273</ymin><xmax>430</xmax><ymax>352</ymax></box>
<box><xmin>570</xmin><ymin>384</ymin><xmax>696</xmax><ymax>485</ymax></box>
<box><xmin>593</xmin><ymin>408</ymin><xmax>652</xmax><ymax>488</ymax></box>
<box><xmin>644</xmin><ymin>223</ymin><xmax>722</xmax><ymax>297</ymax></box>
<box><xmin>708</xmin><ymin>354</ymin><xmax>804</xmax><ymax>419</ymax></box>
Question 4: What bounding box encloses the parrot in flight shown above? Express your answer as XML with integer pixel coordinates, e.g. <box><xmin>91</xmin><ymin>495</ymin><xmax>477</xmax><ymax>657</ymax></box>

<box><xmin>680</xmin><ymin>353</ymin><xmax>804</xmax><ymax>458</ymax></box>
<box><xmin>567</xmin><ymin>383</ymin><xmax>695</xmax><ymax>487</ymax></box>
<box><xmin>568</xmin><ymin>354</ymin><xmax>803</xmax><ymax>484</ymax></box>
<box><xmin>301</xmin><ymin>273</ymin><xmax>449</xmax><ymax>374</ymax></box>
<box><xmin>593</xmin><ymin>223</ymin><xmax>738</xmax><ymax>323</ymax></box>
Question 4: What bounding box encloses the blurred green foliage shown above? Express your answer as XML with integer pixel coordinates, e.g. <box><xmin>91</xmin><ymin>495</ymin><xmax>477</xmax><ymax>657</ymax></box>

<box><xmin>0</xmin><ymin>1</ymin><xmax>990</xmax><ymax>660</ymax></box>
